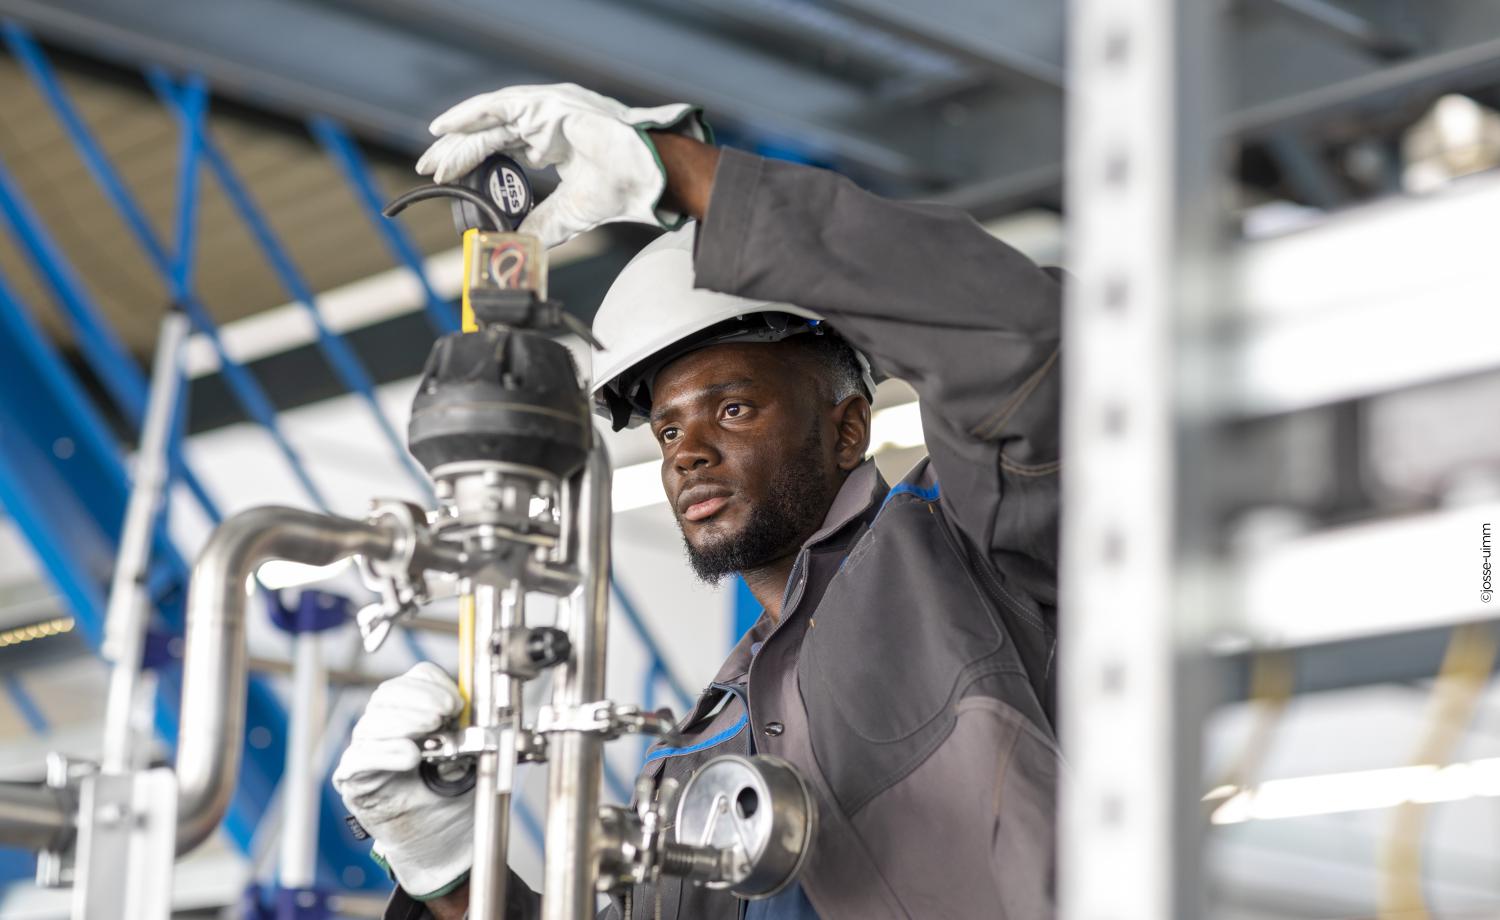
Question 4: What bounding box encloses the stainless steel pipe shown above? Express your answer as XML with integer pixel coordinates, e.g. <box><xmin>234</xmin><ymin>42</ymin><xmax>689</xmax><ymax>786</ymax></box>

<box><xmin>541</xmin><ymin>445</ymin><xmax>612</xmax><ymax>920</ymax></box>
<box><xmin>468</xmin><ymin>573</ymin><xmax>511</xmax><ymax>920</ymax></box>
<box><xmin>0</xmin><ymin>781</ymin><xmax>71</xmax><ymax>851</ymax></box>
<box><xmin>176</xmin><ymin>506</ymin><xmax>398</xmax><ymax>854</ymax></box>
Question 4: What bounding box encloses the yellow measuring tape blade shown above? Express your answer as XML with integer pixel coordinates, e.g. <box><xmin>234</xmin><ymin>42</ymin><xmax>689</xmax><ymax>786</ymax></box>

<box><xmin>461</xmin><ymin>227</ymin><xmax>478</xmax><ymax>333</ymax></box>
<box><xmin>457</xmin><ymin>226</ymin><xmax>479</xmax><ymax>720</ymax></box>
<box><xmin>458</xmin><ymin>594</ymin><xmax>475</xmax><ymax>723</ymax></box>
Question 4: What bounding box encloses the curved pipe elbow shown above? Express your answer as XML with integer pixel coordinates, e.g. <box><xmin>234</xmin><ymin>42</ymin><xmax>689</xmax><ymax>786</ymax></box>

<box><xmin>175</xmin><ymin>506</ymin><xmax>398</xmax><ymax>855</ymax></box>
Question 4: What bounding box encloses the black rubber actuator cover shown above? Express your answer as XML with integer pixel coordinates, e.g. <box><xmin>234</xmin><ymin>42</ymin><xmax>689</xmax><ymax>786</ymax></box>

<box><xmin>408</xmin><ymin>327</ymin><xmax>590</xmax><ymax>477</ymax></box>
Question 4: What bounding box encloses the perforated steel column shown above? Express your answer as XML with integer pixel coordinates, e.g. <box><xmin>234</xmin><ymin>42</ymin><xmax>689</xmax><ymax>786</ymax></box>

<box><xmin>1060</xmin><ymin>0</ymin><xmax>1223</xmax><ymax>917</ymax></box>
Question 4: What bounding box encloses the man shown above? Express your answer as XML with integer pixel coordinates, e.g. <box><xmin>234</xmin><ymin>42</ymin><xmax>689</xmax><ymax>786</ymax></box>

<box><xmin>335</xmin><ymin>83</ymin><xmax>1062</xmax><ymax>920</ymax></box>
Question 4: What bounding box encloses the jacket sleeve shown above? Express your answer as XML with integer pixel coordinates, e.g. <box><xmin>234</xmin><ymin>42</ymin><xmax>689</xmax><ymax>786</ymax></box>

<box><xmin>694</xmin><ymin>149</ymin><xmax>1062</xmax><ymax>609</ymax></box>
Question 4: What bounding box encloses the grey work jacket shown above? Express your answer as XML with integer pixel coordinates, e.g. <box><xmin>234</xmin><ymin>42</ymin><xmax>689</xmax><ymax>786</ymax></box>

<box><xmin>385</xmin><ymin>148</ymin><xmax>1062</xmax><ymax>920</ymax></box>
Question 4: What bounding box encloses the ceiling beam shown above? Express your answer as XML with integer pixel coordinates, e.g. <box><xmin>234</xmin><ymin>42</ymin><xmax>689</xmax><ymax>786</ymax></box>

<box><xmin>825</xmin><ymin>0</ymin><xmax>1066</xmax><ymax>88</ymax></box>
<box><xmin>1256</xmin><ymin>0</ymin><xmax>1421</xmax><ymax>57</ymax></box>
<box><xmin>0</xmin><ymin>0</ymin><xmax>951</xmax><ymax>186</ymax></box>
<box><xmin>333</xmin><ymin>0</ymin><xmax>937</xmax><ymax>181</ymax></box>
<box><xmin>0</xmin><ymin>0</ymin><xmax>534</xmax><ymax>147</ymax></box>
<box><xmin>1228</xmin><ymin>31</ymin><xmax>1500</xmax><ymax>138</ymax></box>
<box><xmin>940</xmin><ymin>13</ymin><xmax>1500</xmax><ymax>217</ymax></box>
<box><xmin>7</xmin><ymin>0</ymin><xmax>1500</xmax><ymax>221</ymax></box>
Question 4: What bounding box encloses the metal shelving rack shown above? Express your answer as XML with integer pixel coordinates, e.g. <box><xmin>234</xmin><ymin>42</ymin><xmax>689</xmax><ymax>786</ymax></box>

<box><xmin>1060</xmin><ymin>1</ymin><xmax>1500</xmax><ymax>917</ymax></box>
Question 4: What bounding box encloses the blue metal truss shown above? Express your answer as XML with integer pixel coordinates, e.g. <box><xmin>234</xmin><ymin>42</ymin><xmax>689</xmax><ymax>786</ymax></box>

<box><xmin>0</xmin><ymin>264</ymin><xmax>290</xmax><ymax>854</ymax></box>
<box><xmin>309</xmin><ymin>117</ymin><xmax>460</xmax><ymax>338</ymax></box>
<box><xmin>0</xmin><ymin>20</ymin><xmax>708</xmax><ymax>904</ymax></box>
<box><xmin>0</xmin><ymin>22</ymin><xmax>385</xmax><ymax>895</ymax></box>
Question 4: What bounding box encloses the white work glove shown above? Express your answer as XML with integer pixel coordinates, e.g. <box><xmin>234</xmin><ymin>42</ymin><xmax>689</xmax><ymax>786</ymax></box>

<box><xmin>333</xmin><ymin>662</ymin><xmax>473</xmax><ymax>900</ymax></box>
<box><xmin>416</xmin><ymin>83</ymin><xmax>709</xmax><ymax>248</ymax></box>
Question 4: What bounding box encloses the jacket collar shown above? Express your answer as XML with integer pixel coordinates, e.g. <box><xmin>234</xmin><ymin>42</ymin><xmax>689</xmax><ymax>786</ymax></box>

<box><xmin>803</xmin><ymin>459</ymin><xmax>887</xmax><ymax>549</ymax></box>
<box><xmin>709</xmin><ymin>459</ymin><xmax>888</xmax><ymax>686</ymax></box>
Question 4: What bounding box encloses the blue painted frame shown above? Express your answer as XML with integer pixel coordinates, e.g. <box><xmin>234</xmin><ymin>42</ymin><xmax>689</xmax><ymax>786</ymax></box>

<box><xmin>146</xmin><ymin>70</ymin><xmax>434</xmax><ymax>501</ymax></box>
<box><xmin>0</xmin><ymin>24</ymin><xmax>702</xmax><ymax>898</ymax></box>
<box><xmin>308</xmin><ymin>117</ymin><xmax>459</xmax><ymax>337</ymax></box>
<box><xmin>2</xmin><ymin>25</ymin><xmax>330</xmax><ymax>511</ymax></box>
<box><xmin>0</xmin><ymin>25</ymin><xmax>382</xmax><ymax>892</ymax></box>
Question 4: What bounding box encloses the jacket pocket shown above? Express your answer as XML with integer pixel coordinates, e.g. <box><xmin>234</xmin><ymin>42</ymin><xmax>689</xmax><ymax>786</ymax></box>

<box><xmin>799</xmin><ymin>497</ymin><xmax>1010</xmax><ymax>813</ymax></box>
<box><xmin>846</xmin><ymin>692</ymin><xmax>1060</xmax><ymax>920</ymax></box>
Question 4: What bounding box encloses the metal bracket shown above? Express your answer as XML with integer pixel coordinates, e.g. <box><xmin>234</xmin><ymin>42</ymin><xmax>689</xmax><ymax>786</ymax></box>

<box><xmin>419</xmin><ymin>725</ymin><xmax>501</xmax><ymax>760</ymax></box>
<box><xmin>34</xmin><ymin>752</ymin><xmax>90</xmax><ymax>888</ymax></box>
<box><xmin>70</xmin><ymin>767</ymin><xmax>178</xmax><ymax>920</ymax></box>
<box><xmin>536</xmin><ymin>701</ymin><xmax>676</xmax><ymax>741</ymax></box>
<box><xmin>418</xmin><ymin>723</ymin><xmax>547</xmax><ymax>765</ymax></box>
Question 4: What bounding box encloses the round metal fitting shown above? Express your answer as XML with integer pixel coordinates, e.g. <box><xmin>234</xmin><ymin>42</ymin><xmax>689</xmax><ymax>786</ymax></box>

<box><xmin>673</xmin><ymin>754</ymin><xmax>816</xmax><ymax>898</ymax></box>
<box><xmin>762</xmin><ymin>721</ymin><xmax>784</xmax><ymax>737</ymax></box>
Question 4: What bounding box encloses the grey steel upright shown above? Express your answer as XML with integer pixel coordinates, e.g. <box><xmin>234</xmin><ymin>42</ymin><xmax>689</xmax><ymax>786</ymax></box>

<box><xmin>1060</xmin><ymin>0</ymin><xmax>1225</xmax><ymax>918</ymax></box>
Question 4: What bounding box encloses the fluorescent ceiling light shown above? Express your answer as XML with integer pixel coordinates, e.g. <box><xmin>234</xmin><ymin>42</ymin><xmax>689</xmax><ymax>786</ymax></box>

<box><xmin>611</xmin><ymin>401</ymin><xmax>926</xmax><ymax>513</ymax></box>
<box><xmin>0</xmin><ymin>616</ymin><xmax>75</xmax><ymax>648</ymax></box>
<box><xmin>1206</xmin><ymin>757</ymin><xmax>1500</xmax><ymax>825</ymax></box>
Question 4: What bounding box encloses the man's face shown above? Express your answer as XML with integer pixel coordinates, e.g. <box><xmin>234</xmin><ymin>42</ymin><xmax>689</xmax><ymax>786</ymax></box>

<box><xmin>647</xmin><ymin>342</ymin><xmax>855</xmax><ymax>583</ymax></box>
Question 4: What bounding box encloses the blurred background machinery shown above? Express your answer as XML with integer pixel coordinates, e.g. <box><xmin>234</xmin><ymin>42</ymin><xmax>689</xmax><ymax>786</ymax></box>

<box><xmin>0</xmin><ymin>0</ymin><xmax>1495</xmax><ymax>917</ymax></box>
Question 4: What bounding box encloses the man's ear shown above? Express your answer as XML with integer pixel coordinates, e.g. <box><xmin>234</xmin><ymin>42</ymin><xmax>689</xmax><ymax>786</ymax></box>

<box><xmin>831</xmin><ymin>394</ymin><xmax>872</xmax><ymax>471</ymax></box>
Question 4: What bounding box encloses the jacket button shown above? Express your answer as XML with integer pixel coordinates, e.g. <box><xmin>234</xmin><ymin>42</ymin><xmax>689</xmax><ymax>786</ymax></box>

<box><xmin>763</xmin><ymin>721</ymin><xmax>784</xmax><ymax>737</ymax></box>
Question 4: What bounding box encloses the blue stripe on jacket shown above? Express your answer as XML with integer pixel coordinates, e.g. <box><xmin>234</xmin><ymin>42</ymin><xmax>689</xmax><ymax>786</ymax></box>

<box><xmin>644</xmin><ymin>714</ymin><xmax>749</xmax><ymax>763</ymax></box>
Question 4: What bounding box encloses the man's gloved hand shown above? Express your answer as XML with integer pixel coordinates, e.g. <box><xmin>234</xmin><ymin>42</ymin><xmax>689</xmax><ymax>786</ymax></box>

<box><xmin>416</xmin><ymin>83</ymin><xmax>709</xmax><ymax>248</ymax></box>
<box><xmin>333</xmin><ymin>662</ymin><xmax>473</xmax><ymax>900</ymax></box>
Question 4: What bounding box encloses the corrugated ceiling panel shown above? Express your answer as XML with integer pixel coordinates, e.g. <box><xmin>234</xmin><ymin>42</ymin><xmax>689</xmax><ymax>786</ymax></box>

<box><xmin>0</xmin><ymin>50</ymin><xmax>456</xmax><ymax>361</ymax></box>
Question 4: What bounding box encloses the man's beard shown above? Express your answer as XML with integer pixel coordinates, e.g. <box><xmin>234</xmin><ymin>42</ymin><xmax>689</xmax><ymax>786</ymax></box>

<box><xmin>680</xmin><ymin>422</ymin><xmax>838</xmax><ymax>585</ymax></box>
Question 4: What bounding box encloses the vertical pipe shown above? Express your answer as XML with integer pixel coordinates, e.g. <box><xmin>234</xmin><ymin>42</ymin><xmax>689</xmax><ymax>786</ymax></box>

<box><xmin>278</xmin><ymin>628</ymin><xmax>327</xmax><ymax>890</ymax></box>
<box><xmin>468</xmin><ymin>574</ymin><xmax>512</xmax><ymax>919</ymax></box>
<box><xmin>101</xmin><ymin>311</ymin><xmax>190</xmax><ymax>775</ymax></box>
<box><xmin>497</xmin><ymin>581</ymin><xmax>524</xmax><ymax>899</ymax></box>
<box><xmin>542</xmin><ymin>447</ymin><xmax>611</xmax><ymax>920</ymax></box>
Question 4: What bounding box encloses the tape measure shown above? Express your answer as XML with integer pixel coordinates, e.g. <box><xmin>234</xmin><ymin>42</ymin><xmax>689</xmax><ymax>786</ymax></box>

<box><xmin>451</xmin><ymin>154</ymin><xmax>533</xmax><ymax>233</ymax></box>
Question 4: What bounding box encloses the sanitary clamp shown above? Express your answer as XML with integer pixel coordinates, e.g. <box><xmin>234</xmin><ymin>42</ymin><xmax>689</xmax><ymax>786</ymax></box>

<box><xmin>354</xmin><ymin>499</ymin><xmax>434</xmax><ymax>652</ymax></box>
<box><xmin>535</xmin><ymin>701</ymin><xmax>678</xmax><ymax>741</ymax></box>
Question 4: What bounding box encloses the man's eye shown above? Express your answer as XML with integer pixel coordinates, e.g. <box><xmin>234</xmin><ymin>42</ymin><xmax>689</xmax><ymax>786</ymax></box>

<box><xmin>723</xmin><ymin>403</ymin><xmax>744</xmax><ymax>418</ymax></box>
<box><xmin>660</xmin><ymin>427</ymin><xmax>680</xmax><ymax>443</ymax></box>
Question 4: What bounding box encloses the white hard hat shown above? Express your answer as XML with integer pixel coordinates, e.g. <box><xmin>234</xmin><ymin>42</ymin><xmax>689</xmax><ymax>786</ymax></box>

<box><xmin>590</xmin><ymin>223</ymin><xmax>876</xmax><ymax>430</ymax></box>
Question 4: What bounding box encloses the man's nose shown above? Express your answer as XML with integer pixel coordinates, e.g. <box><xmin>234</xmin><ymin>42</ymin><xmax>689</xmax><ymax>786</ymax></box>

<box><xmin>672</xmin><ymin>424</ymin><xmax>719</xmax><ymax>472</ymax></box>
